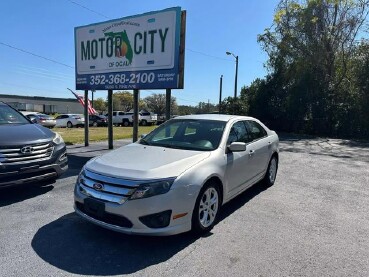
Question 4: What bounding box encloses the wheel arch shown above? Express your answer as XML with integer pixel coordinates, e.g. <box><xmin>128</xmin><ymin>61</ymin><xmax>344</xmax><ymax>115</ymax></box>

<box><xmin>203</xmin><ymin>176</ymin><xmax>224</xmax><ymax>206</ymax></box>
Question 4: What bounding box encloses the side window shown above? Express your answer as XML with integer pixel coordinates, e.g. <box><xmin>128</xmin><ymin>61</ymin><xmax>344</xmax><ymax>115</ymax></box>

<box><xmin>55</xmin><ymin>116</ymin><xmax>61</xmax><ymax>120</ymax></box>
<box><xmin>227</xmin><ymin>121</ymin><xmax>249</xmax><ymax>145</ymax></box>
<box><xmin>246</xmin><ymin>120</ymin><xmax>267</xmax><ymax>140</ymax></box>
<box><xmin>119</xmin><ymin>112</ymin><xmax>125</xmax><ymax>116</ymax></box>
<box><xmin>113</xmin><ymin>112</ymin><xmax>117</xmax><ymax>116</ymax></box>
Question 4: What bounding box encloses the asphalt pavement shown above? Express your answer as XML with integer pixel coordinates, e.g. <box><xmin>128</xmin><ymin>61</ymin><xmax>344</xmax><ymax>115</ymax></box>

<box><xmin>0</xmin><ymin>136</ymin><xmax>368</xmax><ymax>277</ymax></box>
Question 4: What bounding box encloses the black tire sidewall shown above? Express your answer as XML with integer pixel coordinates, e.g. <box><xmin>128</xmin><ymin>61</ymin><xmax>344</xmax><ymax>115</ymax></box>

<box><xmin>191</xmin><ymin>183</ymin><xmax>221</xmax><ymax>234</ymax></box>
<box><xmin>264</xmin><ymin>156</ymin><xmax>278</xmax><ymax>187</ymax></box>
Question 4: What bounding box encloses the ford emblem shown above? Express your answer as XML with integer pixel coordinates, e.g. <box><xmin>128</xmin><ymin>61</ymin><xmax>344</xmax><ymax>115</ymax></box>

<box><xmin>93</xmin><ymin>183</ymin><xmax>104</xmax><ymax>191</ymax></box>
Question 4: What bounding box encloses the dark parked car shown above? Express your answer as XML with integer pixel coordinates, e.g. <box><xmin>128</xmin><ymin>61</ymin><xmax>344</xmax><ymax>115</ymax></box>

<box><xmin>0</xmin><ymin>102</ymin><xmax>68</xmax><ymax>188</ymax></box>
<box><xmin>89</xmin><ymin>114</ymin><xmax>108</xmax><ymax>127</ymax></box>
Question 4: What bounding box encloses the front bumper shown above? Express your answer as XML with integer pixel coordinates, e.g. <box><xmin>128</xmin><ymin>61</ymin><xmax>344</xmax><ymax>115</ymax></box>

<box><xmin>0</xmin><ymin>144</ymin><xmax>68</xmax><ymax>188</ymax></box>
<box><xmin>74</xmin><ymin>182</ymin><xmax>200</xmax><ymax>236</ymax></box>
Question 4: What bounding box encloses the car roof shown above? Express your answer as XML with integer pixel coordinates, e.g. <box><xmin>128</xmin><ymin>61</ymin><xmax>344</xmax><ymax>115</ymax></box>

<box><xmin>173</xmin><ymin>114</ymin><xmax>257</xmax><ymax>122</ymax></box>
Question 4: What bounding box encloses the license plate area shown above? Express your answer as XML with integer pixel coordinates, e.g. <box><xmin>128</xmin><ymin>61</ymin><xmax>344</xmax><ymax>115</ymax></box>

<box><xmin>84</xmin><ymin>198</ymin><xmax>105</xmax><ymax>218</ymax></box>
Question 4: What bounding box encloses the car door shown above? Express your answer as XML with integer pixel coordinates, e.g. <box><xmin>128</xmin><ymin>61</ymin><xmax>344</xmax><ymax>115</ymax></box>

<box><xmin>244</xmin><ymin>120</ymin><xmax>271</xmax><ymax>179</ymax></box>
<box><xmin>61</xmin><ymin>115</ymin><xmax>69</xmax><ymax>127</ymax></box>
<box><xmin>224</xmin><ymin>121</ymin><xmax>254</xmax><ymax>196</ymax></box>
<box><xmin>55</xmin><ymin>115</ymin><xmax>62</xmax><ymax>127</ymax></box>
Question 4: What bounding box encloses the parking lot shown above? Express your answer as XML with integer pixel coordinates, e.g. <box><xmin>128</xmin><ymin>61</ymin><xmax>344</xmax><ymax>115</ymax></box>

<box><xmin>0</xmin><ymin>136</ymin><xmax>368</xmax><ymax>277</ymax></box>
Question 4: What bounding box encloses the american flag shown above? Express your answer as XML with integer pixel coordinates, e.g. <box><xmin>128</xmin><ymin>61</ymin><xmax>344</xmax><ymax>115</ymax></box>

<box><xmin>68</xmin><ymin>89</ymin><xmax>97</xmax><ymax>115</ymax></box>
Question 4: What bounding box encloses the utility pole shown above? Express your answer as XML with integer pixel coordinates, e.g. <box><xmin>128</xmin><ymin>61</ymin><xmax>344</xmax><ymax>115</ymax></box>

<box><xmin>219</xmin><ymin>75</ymin><xmax>223</xmax><ymax>114</ymax></box>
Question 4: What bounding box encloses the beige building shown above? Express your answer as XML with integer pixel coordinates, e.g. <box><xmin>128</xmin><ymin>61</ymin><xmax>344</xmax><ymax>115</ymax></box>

<box><xmin>0</xmin><ymin>94</ymin><xmax>84</xmax><ymax>114</ymax></box>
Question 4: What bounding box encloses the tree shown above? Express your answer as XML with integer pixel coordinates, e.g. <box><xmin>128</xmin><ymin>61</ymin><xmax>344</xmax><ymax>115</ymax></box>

<box><xmin>256</xmin><ymin>0</ymin><xmax>369</xmax><ymax>136</ymax></box>
<box><xmin>144</xmin><ymin>93</ymin><xmax>178</xmax><ymax>115</ymax></box>
<box><xmin>93</xmin><ymin>98</ymin><xmax>106</xmax><ymax>113</ymax></box>
<box><xmin>111</xmin><ymin>91</ymin><xmax>145</xmax><ymax>111</ymax></box>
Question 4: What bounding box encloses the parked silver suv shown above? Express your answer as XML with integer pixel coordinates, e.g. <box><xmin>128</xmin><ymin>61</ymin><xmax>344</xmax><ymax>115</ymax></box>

<box><xmin>74</xmin><ymin>114</ymin><xmax>279</xmax><ymax>235</ymax></box>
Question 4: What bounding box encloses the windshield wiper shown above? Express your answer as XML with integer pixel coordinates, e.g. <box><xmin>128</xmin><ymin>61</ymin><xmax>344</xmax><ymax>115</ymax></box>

<box><xmin>139</xmin><ymin>138</ymin><xmax>151</xmax><ymax>145</ymax></box>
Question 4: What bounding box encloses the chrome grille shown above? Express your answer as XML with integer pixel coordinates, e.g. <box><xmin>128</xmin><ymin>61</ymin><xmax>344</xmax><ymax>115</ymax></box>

<box><xmin>0</xmin><ymin>142</ymin><xmax>54</xmax><ymax>164</ymax></box>
<box><xmin>78</xmin><ymin>169</ymin><xmax>140</xmax><ymax>204</ymax></box>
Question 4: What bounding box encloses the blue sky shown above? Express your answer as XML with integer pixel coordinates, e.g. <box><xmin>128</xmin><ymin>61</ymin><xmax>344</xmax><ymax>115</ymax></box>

<box><xmin>0</xmin><ymin>0</ymin><xmax>279</xmax><ymax>106</ymax></box>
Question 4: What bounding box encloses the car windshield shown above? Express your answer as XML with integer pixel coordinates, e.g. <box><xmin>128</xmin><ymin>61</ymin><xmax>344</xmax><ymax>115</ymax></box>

<box><xmin>0</xmin><ymin>105</ymin><xmax>30</xmax><ymax>125</ymax></box>
<box><xmin>140</xmin><ymin>119</ymin><xmax>226</xmax><ymax>151</ymax></box>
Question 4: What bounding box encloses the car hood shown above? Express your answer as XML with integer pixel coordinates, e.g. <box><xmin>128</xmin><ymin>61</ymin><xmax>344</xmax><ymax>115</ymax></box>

<box><xmin>0</xmin><ymin>124</ymin><xmax>54</xmax><ymax>146</ymax></box>
<box><xmin>85</xmin><ymin>143</ymin><xmax>211</xmax><ymax>180</ymax></box>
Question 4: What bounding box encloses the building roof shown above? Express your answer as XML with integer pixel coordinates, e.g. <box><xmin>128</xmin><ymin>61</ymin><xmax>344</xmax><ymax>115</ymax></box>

<box><xmin>0</xmin><ymin>94</ymin><xmax>78</xmax><ymax>103</ymax></box>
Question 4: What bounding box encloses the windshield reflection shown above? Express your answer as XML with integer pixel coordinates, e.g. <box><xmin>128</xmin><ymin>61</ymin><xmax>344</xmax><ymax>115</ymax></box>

<box><xmin>140</xmin><ymin>119</ymin><xmax>226</xmax><ymax>151</ymax></box>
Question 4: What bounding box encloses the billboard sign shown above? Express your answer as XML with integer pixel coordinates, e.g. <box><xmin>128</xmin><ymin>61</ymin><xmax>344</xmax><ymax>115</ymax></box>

<box><xmin>75</xmin><ymin>7</ymin><xmax>182</xmax><ymax>90</ymax></box>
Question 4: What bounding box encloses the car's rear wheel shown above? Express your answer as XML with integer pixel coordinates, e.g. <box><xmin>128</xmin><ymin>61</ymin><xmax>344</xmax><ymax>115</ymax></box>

<box><xmin>92</xmin><ymin>121</ymin><xmax>98</xmax><ymax>127</ymax></box>
<box><xmin>67</xmin><ymin>121</ymin><xmax>73</xmax><ymax>128</ymax></box>
<box><xmin>263</xmin><ymin>155</ymin><xmax>278</xmax><ymax>187</ymax></box>
<box><xmin>192</xmin><ymin>182</ymin><xmax>220</xmax><ymax>234</ymax></box>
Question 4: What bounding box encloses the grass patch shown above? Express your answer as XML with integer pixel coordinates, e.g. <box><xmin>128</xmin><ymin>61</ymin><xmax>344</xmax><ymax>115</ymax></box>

<box><xmin>54</xmin><ymin>126</ymin><xmax>157</xmax><ymax>145</ymax></box>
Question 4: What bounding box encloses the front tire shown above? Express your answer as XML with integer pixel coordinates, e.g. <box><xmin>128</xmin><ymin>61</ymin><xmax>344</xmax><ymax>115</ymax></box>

<box><xmin>122</xmin><ymin>120</ymin><xmax>129</xmax><ymax>127</ymax></box>
<box><xmin>67</xmin><ymin>121</ymin><xmax>73</xmax><ymax>128</ymax></box>
<box><xmin>192</xmin><ymin>183</ymin><xmax>221</xmax><ymax>234</ymax></box>
<box><xmin>263</xmin><ymin>155</ymin><xmax>278</xmax><ymax>187</ymax></box>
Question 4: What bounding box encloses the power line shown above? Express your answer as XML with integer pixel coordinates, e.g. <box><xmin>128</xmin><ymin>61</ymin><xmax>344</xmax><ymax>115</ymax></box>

<box><xmin>186</xmin><ymin>48</ymin><xmax>233</xmax><ymax>62</ymax></box>
<box><xmin>66</xmin><ymin>0</ymin><xmax>109</xmax><ymax>19</ymax></box>
<box><xmin>0</xmin><ymin>42</ymin><xmax>75</xmax><ymax>69</ymax></box>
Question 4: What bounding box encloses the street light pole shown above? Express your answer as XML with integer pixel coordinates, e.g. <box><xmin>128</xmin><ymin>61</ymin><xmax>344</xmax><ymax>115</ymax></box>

<box><xmin>226</xmin><ymin>51</ymin><xmax>239</xmax><ymax>114</ymax></box>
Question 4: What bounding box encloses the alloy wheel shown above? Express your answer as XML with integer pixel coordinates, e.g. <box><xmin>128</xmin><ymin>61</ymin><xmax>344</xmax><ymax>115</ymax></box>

<box><xmin>198</xmin><ymin>187</ymin><xmax>219</xmax><ymax>228</ymax></box>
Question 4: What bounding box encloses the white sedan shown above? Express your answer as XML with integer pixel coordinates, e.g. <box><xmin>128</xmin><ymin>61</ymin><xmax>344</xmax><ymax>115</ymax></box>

<box><xmin>55</xmin><ymin>114</ymin><xmax>85</xmax><ymax>128</ymax></box>
<box><xmin>74</xmin><ymin>114</ymin><xmax>279</xmax><ymax>235</ymax></box>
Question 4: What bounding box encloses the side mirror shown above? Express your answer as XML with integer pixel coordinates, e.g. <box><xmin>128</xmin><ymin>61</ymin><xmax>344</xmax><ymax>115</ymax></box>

<box><xmin>140</xmin><ymin>134</ymin><xmax>147</xmax><ymax>139</ymax></box>
<box><xmin>228</xmin><ymin>142</ymin><xmax>246</xmax><ymax>152</ymax></box>
<box><xmin>30</xmin><ymin>118</ymin><xmax>38</xmax><ymax>124</ymax></box>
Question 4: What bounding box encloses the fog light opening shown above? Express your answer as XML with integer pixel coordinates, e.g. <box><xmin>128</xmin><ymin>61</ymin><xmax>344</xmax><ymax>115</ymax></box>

<box><xmin>59</xmin><ymin>152</ymin><xmax>67</xmax><ymax>162</ymax></box>
<box><xmin>139</xmin><ymin>210</ymin><xmax>172</xmax><ymax>229</ymax></box>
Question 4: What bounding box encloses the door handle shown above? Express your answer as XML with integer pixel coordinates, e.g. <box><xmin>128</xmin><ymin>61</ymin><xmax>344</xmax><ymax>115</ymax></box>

<box><xmin>249</xmin><ymin>150</ymin><xmax>255</xmax><ymax>156</ymax></box>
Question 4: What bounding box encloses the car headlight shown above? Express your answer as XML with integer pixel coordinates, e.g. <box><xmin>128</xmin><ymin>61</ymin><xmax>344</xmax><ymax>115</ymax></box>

<box><xmin>53</xmin><ymin>132</ymin><xmax>64</xmax><ymax>145</ymax></box>
<box><xmin>130</xmin><ymin>178</ymin><xmax>176</xmax><ymax>200</ymax></box>
<box><xmin>77</xmin><ymin>168</ymin><xmax>85</xmax><ymax>185</ymax></box>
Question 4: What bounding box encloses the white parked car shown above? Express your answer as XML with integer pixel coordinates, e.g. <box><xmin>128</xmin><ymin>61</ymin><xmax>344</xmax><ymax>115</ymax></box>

<box><xmin>55</xmin><ymin>114</ymin><xmax>85</xmax><ymax>128</ymax></box>
<box><xmin>74</xmin><ymin>114</ymin><xmax>279</xmax><ymax>235</ymax></box>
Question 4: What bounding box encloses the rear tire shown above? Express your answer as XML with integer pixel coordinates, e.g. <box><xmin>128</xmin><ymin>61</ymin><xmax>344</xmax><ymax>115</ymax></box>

<box><xmin>67</xmin><ymin>121</ymin><xmax>73</xmax><ymax>128</ymax></box>
<box><xmin>92</xmin><ymin>121</ymin><xmax>98</xmax><ymax>127</ymax></box>
<box><xmin>192</xmin><ymin>182</ymin><xmax>221</xmax><ymax>234</ymax></box>
<box><xmin>263</xmin><ymin>155</ymin><xmax>278</xmax><ymax>187</ymax></box>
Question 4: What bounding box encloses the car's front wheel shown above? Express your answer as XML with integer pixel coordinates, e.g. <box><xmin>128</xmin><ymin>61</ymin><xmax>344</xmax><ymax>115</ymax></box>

<box><xmin>263</xmin><ymin>155</ymin><xmax>278</xmax><ymax>187</ymax></box>
<box><xmin>67</xmin><ymin>121</ymin><xmax>73</xmax><ymax>128</ymax></box>
<box><xmin>192</xmin><ymin>183</ymin><xmax>221</xmax><ymax>234</ymax></box>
